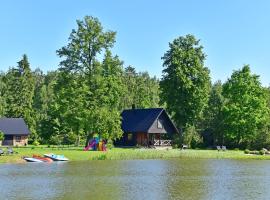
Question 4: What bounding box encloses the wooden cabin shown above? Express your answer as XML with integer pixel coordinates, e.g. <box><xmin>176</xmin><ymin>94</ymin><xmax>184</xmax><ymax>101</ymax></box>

<box><xmin>116</xmin><ymin>108</ymin><xmax>179</xmax><ymax>147</ymax></box>
<box><xmin>0</xmin><ymin>118</ymin><xmax>30</xmax><ymax>146</ymax></box>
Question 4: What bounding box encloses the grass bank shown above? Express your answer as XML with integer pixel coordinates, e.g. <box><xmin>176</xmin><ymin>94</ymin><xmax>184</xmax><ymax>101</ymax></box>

<box><xmin>0</xmin><ymin>146</ymin><xmax>270</xmax><ymax>164</ymax></box>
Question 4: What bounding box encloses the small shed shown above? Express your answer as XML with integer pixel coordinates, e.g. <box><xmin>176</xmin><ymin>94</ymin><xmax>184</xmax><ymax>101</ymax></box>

<box><xmin>116</xmin><ymin>108</ymin><xmax>179</xmax><ymax>146</ymax></box>
<box><xmin>0</xmin><ymin>118</ymin><xmax>30</xmax><ymax>146</ymax></box>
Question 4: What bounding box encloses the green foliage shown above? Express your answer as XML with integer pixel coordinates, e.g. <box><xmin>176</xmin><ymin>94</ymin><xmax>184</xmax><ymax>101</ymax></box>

<box><xmin>259</xmin><ymin>150</ymin><xmax>265</xmax><ymax>155</ymax></box>
<box><xmin>0</xmin><ymin>131</ymin><xmax>4</xmax><ymax>141</ymax></box>
<box><xmin>0</xmin><ymin>16</ymin><xmax>160</xmax><ymax>145</ymax></box>
<box><xmin>56</xmin><ymin>16</ymin><xmax>116</xmax><ymax>74</ymax></box>
<box><xmin>49</xmin><ymin>135</ymin><xmax>63</xmax><ymax>145</ymax></box>
<box><xmin>222</xmin><ymin>65</ymin><xmax>270</xmax><ymax>148</ymax></box>
<box><xmin>267</xmin><ymin>87</ymin><xmax>270</xmax><ymax>108</ymax></box>
<box><xmin>160</xmin><ymin>34</ymin><xmax>210</xmax><ymax>129</ymax></box>
<box><xmin>47</xmin><ymin>15</ymin><xmax>160</xmax><ymax>145</ymax></box>
<box><xmin>4</xmin><ymin>55</ymin><xmax>37</xmax><ymax>142</ymax></box>
<box><xmin>122</xmin><ymin>66</ymin><xmax>160</xmax><ymax>109</ymax></box>
<box><xmin>32</xmin><ymin>140</ymin><xmax>40</xmax><ymax>146</ymax></box>
<box><xmin>34</xmin><ymin>72</ymin><xmax>57</xmax><ymax>141</ymax></box>
<box><xmin>106</xmin><ymin>139</ymin><xmax>114</xmax><ymax>149</ymax></box>
<box><xmin>172</xmin><ymin>133</ymin><xmax>181</xmax><ymax>148</ymax></box>
<box><xmin>63</xmin><ymin>130</ymin><xmax>77</xmax><ymax>145</ymax></box>
<box><xmin>0</xmin><ymin>74</ymin><xmax>6</xmax><ymax>117</ymax></box>
<box><xmin>244</xmin><ymin>149</ymin><xmax>250</xmax><ymax>154</ymax></box>
<box><xmin>2</xmin><ymin>16</ymin><xmax>269</xmax><ymax>151</ymax></box>
<box><xmin>54</xmin><ymin>16</ymin><xmax>124</xmax><ymax>142</ymax></box>
<box><xmin>93</xmin><ymin>154</ymin><xmax>107</xmax><ymax>160</ymax></box>
<box><xmin>182</xmin><ymin>125</ymin><xmax>202</xmax><ymax>148</ymax></box>
<box><xmin>249</xmin><ymin>150</ymin><xmax>260</xmax><ymax>155</ymax></box>
<box><xmin>203</xmin><ymin>81</ymin><xmax>225</xmax><ymax>146</ymax></box>
<box><xmin>87</xmin><ymin>108</ymin><xmax>123</xmax><ymax>140</ymax></box>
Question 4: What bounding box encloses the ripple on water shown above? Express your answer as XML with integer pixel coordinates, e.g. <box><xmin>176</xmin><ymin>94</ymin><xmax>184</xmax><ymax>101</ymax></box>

<box><xmin>1</xmin><ymin>159</ymin><xmax>270</xmax><ymax>200</ymax></box>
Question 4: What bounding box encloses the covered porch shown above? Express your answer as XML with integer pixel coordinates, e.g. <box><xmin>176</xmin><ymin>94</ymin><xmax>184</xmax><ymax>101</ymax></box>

<box><xmin>136</xmin><ymin>132</ymin><xmax>172</xmax><ymax>147</ymax></box>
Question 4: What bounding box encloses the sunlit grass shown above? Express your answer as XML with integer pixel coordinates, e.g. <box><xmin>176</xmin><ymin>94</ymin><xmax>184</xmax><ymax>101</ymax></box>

<box><xmin>0</xmin><ymin>146</ymin><xmax>269</xmax><ymax>164</ymax></box>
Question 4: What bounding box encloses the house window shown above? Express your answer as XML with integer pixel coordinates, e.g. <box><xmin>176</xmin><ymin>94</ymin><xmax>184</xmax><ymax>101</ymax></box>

<box><xmin>127</xmin><ymin>133</ymin><xmax>133</xmax><ymax>141</ymax></box>
<box><xmin>157</xmin><ymin>120</ymin><xmax>163</xmax><ymax>129</ymax></box>
<box><xmin>15</xmin><ymin>136</ymin><xmax>21</xmax><ymax>142</ymax></box>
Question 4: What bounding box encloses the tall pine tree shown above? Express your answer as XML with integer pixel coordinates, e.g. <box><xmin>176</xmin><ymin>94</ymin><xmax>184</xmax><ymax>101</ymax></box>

<box><xmin>5</xmin><ymin>55</ymin><xmax>37</xmax><ymax>142</ymax></box>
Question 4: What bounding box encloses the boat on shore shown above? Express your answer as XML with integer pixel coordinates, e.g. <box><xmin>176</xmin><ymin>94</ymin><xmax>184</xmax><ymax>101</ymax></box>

<box><xmin>23</xmin><ymin>157</ymin><xmax>44</xmax><ymax>163</ymax></box>
<box><xmin>44</xmin><ymin>153</ymin><xmax>69</xmax><ymax>161</ymax></box>
<box><xmin>23</xmin><ymin>155</ymin><xmax>53</xmax><ymax>163</ymax></box>
<box><xmin>33</xmin><ymin>155</ymin><xmax>53</xmax><ymax>163</ymax></box>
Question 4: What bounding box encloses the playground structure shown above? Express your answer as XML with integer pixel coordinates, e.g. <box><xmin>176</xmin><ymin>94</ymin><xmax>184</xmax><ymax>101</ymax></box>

<box><xmin>84</xmin><ymin>135</ymin><xmax>107</xmax><ymax>151</ymax></box>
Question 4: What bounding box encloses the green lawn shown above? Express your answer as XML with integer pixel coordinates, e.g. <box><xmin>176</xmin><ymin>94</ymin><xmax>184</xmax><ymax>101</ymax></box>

<box><xmin>0</xmin><ymin>146</ymin><xmax>269</xmax><ymax>164</ymax></box>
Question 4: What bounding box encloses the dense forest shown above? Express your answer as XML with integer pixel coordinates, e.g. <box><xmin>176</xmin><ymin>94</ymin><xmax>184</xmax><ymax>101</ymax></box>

<box><xmin>0</xmin><ymin>16</ymin><xmax>270</xmax><ymax>149</ymax></box>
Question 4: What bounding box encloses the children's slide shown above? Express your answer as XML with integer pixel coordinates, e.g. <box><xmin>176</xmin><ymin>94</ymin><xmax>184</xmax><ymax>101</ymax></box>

<box><xmin>84</xmin><ymin>140</ymin><xmax>96</xmax><ymax>151</ymax></box>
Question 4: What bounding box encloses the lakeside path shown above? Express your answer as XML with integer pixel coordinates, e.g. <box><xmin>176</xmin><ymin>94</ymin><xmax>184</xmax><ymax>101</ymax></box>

<box><xmin>0</xmin><ymin>147</ymin><xmax>269</xmax><ymax>164</ymax></box>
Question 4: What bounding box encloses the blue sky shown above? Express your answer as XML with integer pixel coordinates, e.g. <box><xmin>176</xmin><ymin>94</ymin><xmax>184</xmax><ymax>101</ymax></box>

<box><xmin>0</xmin><ymin>0</ymin><xmax>270</xmax><ymax>86</ymax></box>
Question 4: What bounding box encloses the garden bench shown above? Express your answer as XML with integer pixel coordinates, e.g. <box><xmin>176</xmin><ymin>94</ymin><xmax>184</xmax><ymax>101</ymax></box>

<box><xmin>0</xmin><ymin>148</ymin><xmax>4</xmax><ymax>156</ymax></box>
<box><xmin>6</xmin><ymin>147</ymin><xmax>18</xmax><ymax>155</ymax></box>
<box><xmin>182</xmin><ymin>144</ymin><xmax>188</xmax><ymax>150</ymax></box>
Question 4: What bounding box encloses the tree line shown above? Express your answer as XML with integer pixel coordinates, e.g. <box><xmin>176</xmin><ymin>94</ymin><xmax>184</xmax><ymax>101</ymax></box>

<box><xmin>0</xmin><ymin>16</ymin><xmax>270</xmax><ymax>149</ymax></box>
<box><xmin>0</xmin><ymin>16</ymin><xmax>159</xmax><ymax>145</ymax></box>
<box><xmin>160</xmin><ymin>35</ymin><xmax>270</xmax><ymax>150</ymax></box>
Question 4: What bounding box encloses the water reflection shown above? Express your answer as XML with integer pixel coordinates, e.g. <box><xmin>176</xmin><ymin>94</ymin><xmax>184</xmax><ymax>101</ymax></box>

<box><xmin>206</xmin><ymin>160</ymin><xmax>270</xmax><ymax>199</ymax></box>
<box><xmin>1</xmin><ymin>159</ymin><xmax>270</xmax><ymax>200</ymax></box>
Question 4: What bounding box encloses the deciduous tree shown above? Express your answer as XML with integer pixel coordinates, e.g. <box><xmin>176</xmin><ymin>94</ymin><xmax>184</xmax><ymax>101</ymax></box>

<box><xmin>160</xmin><ymin>34</ymin><xmax>210</xmax><ymax>130</ymax></box>
<box><xmin>222</xmin><ymin>65</ymin><xmax>270</xmax><ymax>148</ymax></box>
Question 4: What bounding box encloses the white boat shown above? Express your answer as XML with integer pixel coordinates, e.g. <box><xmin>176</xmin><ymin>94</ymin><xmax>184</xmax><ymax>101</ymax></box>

<box><xmin>24</xmin><ymin>157</ymin><xmax>44</xmax><ymax>163</ymax></box>
<box><xmin>44</xmin><ymin>153</ymin><xmax>69</xmax><ymax>161</ymax></box>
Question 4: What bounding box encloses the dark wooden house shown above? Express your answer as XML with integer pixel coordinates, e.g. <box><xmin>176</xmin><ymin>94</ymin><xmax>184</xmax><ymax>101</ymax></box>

<box><xmin>0</xmin><ymin>118</ymin><xmax>30</xmax><ymax>146</ymax></box>
<box><xmin>116</xmin><ymin>108</ymin><xmax>179</xmax><ymax>146</ymax></box>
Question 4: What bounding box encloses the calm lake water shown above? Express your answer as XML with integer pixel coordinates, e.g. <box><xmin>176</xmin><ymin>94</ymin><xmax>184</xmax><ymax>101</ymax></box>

<box><xmin>1</xmin><ymin>159</ymin><xmax>270</xmax><ymax>200</ymax></box>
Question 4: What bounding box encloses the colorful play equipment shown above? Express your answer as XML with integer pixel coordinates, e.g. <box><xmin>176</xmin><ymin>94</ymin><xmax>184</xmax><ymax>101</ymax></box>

<box><xmin>84</xmin><ymin>134</ymin><xmax>107</xmax><ymax>151</ymax></box>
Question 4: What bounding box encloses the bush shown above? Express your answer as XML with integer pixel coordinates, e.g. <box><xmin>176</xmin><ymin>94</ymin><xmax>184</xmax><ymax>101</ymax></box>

<box><xmin>244</xmin><ymin>149</ymin><xmax>250</xmax><ymax>154</ymax></box>
<box><xmin>172</xmin><ymin>134</ymin><xmax>181</xmax><ymax>148</ymax></box>
<box><xmin>33</xmin><ymin>140</ymin><xmax>40</xmax><ymax>146</ymax></box>
<box><xmin>106</xmin><ymin>139</ymin><xmax>114</xmax><ymax>149</ymax></box>
<box><xmin>63</xmin><ymin>131</ymin><xmax>77</xmax><ymax>145</ymax></box>
<box><xmin>182</xmin><ymin>125</ymin><xmax>202</xmax><ymax>149</ymax></box>
<box><xmin>49</xmin><ymin>135</ymin><xmax>62</xmax><ymax>145</ymax></box>
<box><xmin>249</xmin><ymin>150</ymin><xmax>259</xmax><ymax>155</ymax></box>
<box><xmin>259</xmin><ymin>150</ymin><xmax>265</xmax><ymax>155</ymax></box>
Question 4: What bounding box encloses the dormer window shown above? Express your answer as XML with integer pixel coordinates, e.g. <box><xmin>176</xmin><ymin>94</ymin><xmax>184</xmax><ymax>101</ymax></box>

<box><xmin>157</xmin><ymin>119</ymin><xmax>163</xmax><ymax>129</ymax></box>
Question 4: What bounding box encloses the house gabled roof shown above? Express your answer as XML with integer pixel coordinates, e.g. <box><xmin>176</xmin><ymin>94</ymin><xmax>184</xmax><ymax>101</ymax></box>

<box><xmin>121</xmin><ymin>108</ymin><xmax>178</xmax><ymax>133</ymax></box>
<box><xmin>0</xmin><ymin>118</ymin><xmax>30</xmax><ymax>135</ymax></box>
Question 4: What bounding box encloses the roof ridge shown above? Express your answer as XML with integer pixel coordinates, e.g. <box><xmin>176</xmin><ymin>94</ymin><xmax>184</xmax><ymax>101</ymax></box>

<box><xmin>123</xmin><ymin>107</ymin><xmax>163</xmax><ymax>111</ymax></box>
<box><xmin>121</xmin><ymin>108</ymin><xmax>164</xmax><ymax>133</ymax></box>
<box><xmin>143</xmin><ymin>109</ymin><xmax>164</xmax><ymax>131</ymax></box>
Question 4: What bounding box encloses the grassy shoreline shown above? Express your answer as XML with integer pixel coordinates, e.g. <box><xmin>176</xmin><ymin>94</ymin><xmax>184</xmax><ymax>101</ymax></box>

<box><xmin>0</xmin><ymin>147</ymin><xmax>270</xmax><ymax>164</ymax></box>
